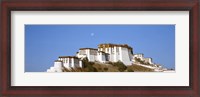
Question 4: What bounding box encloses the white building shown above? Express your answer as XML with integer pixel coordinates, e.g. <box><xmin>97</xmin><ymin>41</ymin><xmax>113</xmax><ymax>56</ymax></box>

<box><xmin>133</xmin><ymin>54</ymin><xmax>144</xmax><ymax>60</ymax></box>
<box><xmin>47</xmin><ymin>56</ymin><xmax>82</xmax><ymax>72</ymax></box>
<box><xmin>143</xmin><ymin>58</ymin><xmax>153</xmax><ymax>64</ymax></box>
<box><xmin>76</xmin><ymin>48</ymin><xmax>98</xmax><ymax>61</ymax></box>
<box><xmin>97</xmin><ymin>51</ymin><xmax>108</xmax><ymax>63</ymax></box>
<box><xmin>133</xmin><ymin>54</ymin><xmax>153</xmax><ymax>64</ymax></box>
<box><xmin>76</xmin><ymin>43</ymin><xmax>133</xmax><ymax>65</ymax></box>
<box><xmin>47</xmin><ymin>60</ymin><xmax>64</xmax><ymax>72</ymax></box>
<box><xmin>47</xmin><ymin>43</ymin><xmax>162</xmax><ymax>72</ymax></box>
<box><xmin>97</xmin><ymin>43</ymin><xmax>133</xmax><ymax>65</ymax></box>
<box><xmin>58</xmin><ymin>56</ymin><xmax>83</xmax><ymax>68</ymax></box>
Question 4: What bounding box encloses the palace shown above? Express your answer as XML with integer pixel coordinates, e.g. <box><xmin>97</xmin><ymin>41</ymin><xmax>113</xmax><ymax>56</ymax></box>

<box><xmin>76</xmin><ymin>43</ymin><xmax>133</xmax><ymax>65</ymax></box>
<box><xmin>47</xmin><ymin>43</ymin><xmax>161</xmax><ymax>72</ymax></box>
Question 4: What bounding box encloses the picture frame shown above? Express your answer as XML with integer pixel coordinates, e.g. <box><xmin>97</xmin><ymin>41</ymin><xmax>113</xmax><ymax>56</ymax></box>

<box><xmin>0</xmin><ymin>0</ymin><xmax>199</xmax><ymax>97</ymax></box>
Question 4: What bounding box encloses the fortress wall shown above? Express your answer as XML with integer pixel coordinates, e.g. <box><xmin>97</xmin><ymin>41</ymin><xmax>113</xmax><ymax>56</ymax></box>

<box><xmin>120</xmin><ymin>47</ymin><xmax>132</xmax><ymax>65</ymax></box>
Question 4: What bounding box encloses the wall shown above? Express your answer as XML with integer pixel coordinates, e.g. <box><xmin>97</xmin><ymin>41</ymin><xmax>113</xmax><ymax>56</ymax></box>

<box><xmin>120</xmin><ymin>47</ymin><xmax>132</xmax><ymax>65</ymax></box>
<box><xmin>74</xmin><ymin>58</ymin><xmax>80</xmax><ymax>67</ymax></box>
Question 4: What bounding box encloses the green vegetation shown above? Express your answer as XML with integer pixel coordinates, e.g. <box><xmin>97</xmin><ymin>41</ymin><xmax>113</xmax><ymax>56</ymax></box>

<box><xmin>64</xmin><ymin>58</ymin><xmax>154</xmax><ymax>72</ymax></box>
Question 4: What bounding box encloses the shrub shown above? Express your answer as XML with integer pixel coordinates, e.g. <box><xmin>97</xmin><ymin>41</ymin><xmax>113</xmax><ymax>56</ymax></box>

<box><xmin>127</xmin><ymin>69</ymin><xmax>134</xmax><ymax>72</ymax></box>
<box><xmin>82</xmin><ymin>58</ymin><xmax>93</xmax><ymax>68</ymax></box>
<box><xmin>113</xmin><ymin>61</ymin><xmax>127</xmax><ymax>72</ymax></box>
<box><xmin>107</xmin><ymin>61</ymin><xmax>113</xmax><ymax>65</ymax></box>
<box><xmin>82</xmin><ymin>57</ymin><xmax>89</xmax><ymax>68</ymax></box>
<box><xmin>87</xmin><ymin>65</ymin><xmax>97</xmax><ymax>72</ymax></box>
<box><xmin>103</xmin><ymin>67</ymin><xmax>108</xmax><ymax>71</ymax></box>
<box><xmin>98</xmin><ymin>67</ymin><xmax>102</xmax><ymax>70</ymax></box>
<box><xmin>82</xmin><ymin>57</ymin><xmax>97</xmax><ymax>72</ymax></box>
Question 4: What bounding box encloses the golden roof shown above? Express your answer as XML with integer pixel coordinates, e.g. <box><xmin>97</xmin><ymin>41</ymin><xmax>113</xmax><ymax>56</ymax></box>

<box><xmin>98</xmin><ymin>43</ymin><xmax>132</xmax><ymax>49</ymax></box>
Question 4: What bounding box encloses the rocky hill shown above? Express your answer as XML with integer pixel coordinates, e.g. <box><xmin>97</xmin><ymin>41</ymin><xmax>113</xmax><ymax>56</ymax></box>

<box><xmin>63</xmin><ymin>58</ymin><xmax>155</xmax><ymax>72</ymax></box>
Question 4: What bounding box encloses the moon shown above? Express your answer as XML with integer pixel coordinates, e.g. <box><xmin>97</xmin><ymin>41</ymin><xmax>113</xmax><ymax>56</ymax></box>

<box><xmin>91</xmin><ymin>33</ymin><xmax>94</xmax><ymax>36</ymax></box>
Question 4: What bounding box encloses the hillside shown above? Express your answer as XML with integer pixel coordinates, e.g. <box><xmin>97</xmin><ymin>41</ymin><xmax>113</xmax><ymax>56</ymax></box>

<box><xmin>63</xmin><ymin>58</ymin><xmax>154</xmax><ymax>72</ymax></box>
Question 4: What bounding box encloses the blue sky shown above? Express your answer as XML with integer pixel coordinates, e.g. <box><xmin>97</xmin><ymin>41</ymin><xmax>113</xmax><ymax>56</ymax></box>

<box><xmin>25</xmin><ymin>25</ymin><xmax>175</xmax><ymax>72</ymax></box>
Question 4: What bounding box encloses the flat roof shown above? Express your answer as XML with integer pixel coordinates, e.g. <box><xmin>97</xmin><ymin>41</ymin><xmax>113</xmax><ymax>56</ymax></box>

<box><xmin>79</xmin><ymin>48</ymin><xmax>98</xmax><ymax>50</ymax></box>
<box><xmin>54</xmin><ymin>60</ymin><xmax>62</xmax><ymax>62</ymax></box>
<box><xmin>59</xmin><ymin>56</ymin><xmax>79</xmax><ymax>59</ymax></box>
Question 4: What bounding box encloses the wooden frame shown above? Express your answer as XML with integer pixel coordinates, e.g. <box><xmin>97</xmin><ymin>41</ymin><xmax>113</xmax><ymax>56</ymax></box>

<box><xmin>0</xmin><ymin>0</ymin><xmax>199</xmax><ymax>96</ymax></box>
